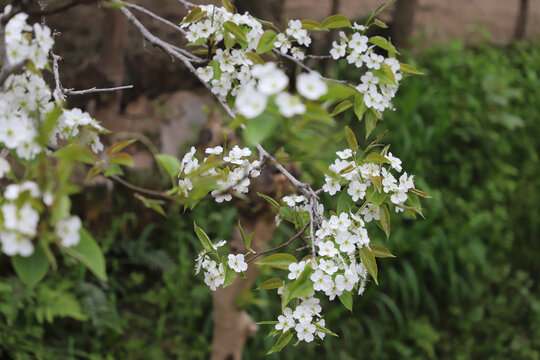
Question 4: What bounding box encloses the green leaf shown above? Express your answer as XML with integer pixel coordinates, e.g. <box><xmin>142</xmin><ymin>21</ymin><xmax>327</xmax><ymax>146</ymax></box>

<box><xmin>317</xmin><ymin>15</ymin><xmax>351</xmax><ymax>30</ymax></box>
<box><xmin>339</xmin><ymin>291</ymin><xmax>353</xmax><ymax>311</ymax></box>
<box><xmin>363</xmin><ymin>152</ymin><xmax>388</xmax><ymax>164</ymax></box>
<box><xmin>256</xmin><ymin>253</ymin><xmax>297</xmax><ymax>270</ymax></box>
<box><xmin>107</xmin><ymin>139</ymin><xmax>136</xmax><ymax>156</ymax></box>
<box><xmin>194</xmin><ymin>222</ymin><xmax>215</xmax><ymax>253</ymax></box>
<box><xmin>38</xmin><ymin>105</ymin><xmax>63</xmax><ymax>146</ymax></box>
<box><xmin>370</xmin><ymin>244</ymin><xmax>395</xmax><ymax>258</ymax></box>
<box><xmin>155</xmin><ymin>153</ymin><xmax>181</xmax><ymax>178</ymax></box>
<box><xmin>257</xmin><ymin>278</ymin><xmax>284</xmax><ymax>290</ymax></box>
<box><xmin>400</xmin><ymin>62</ymin><xmax>424</xmax><ymax>75</ymax></box>
<box><xmin>366</xmin><ymin>0</ymin><xmax>397</xmax><ymax>25</ymax></box>
<box><xmin>320</xmin><ymin>82</ymin><xmax>356</xmax><ymax>102</ymax></box>
<box><xmin>246</xmin><ymin>52</ymin><xmax>264</xmax><ymax>65</ymax></box>
<box><xmin>279</xmin><ymin>206</ymin><xmax>295</xmax><ymax>223</ymax></box>
<box><xmin>374</xmin><ymin>19</ymin><xmax>388</xmax><ymax>28</ymax></box>
<box><xmin>238</xmin><ymin>220</ymin><xmax>252</xmax><ymax>250</ymax></box>
<box><xmin>12</xmin><ymin>246</ymin><xmax>50</xmax><ymax>288</ymax></box>
<box><xmin>135</xmin><ymin>193</ymin><xmax>166</xmax><ymax>217</ymax></box>
<box><xmin>366</xmin><ymin>186</ymin><xmax>386</xmax><ymax>206</ymax></box>
<box><xmin>314</xmin><ymin>324</ymin><xmax>339</xmax><ymax>337</ymax></box>
<box><xmin>221</xmin><ymin>0</ymin><xmax>235</xmax><ymax>13</ymax></box>
<box><xmin>410</xmin><ymin>188</ymin><xmax>431</xmax><ymax>198</ymax></box>
<box><xmin>256</xmin><ymin>30</ymin><xmax>277</xmax><ymax>54</ymax></box>
<box><xmin>360</xmin><ymin>246</ymin><xmax>378</xmax><ymax>284</ymax></box>
<box><xmin>110</xmin><ymin>153</ymin><xmax>134</xmax><ymax>167</ymax></box>
<box><xmin>369</xmin><ymin>36</ymin><xmax>398</xmax><ymax>55</ymax></box>
<box><xmin>373</xmin><ymin>64</ymin><xmax>397</xmax><ymax>85</ymax></box>
<box><xmin>330</xmin><ymin>100</ymin><xmax>352</xmax><ymax>116</ymax></box>
<box><xmin>267</xmin><ymin>330</ymin><xmax>293</xmax><ymax>354</ymax></box>
<box><xmin>54</xmin><ymin>144</ymin><xmax>95</xmax><ymax>164</ymax></box>
<box><xmin>365</xmin><ymin>109</ymin><xmax>378</xmax><ymax>139</ymax></box>
<box><xmin>243</xmin><ymin>112</ymin><xmax>280</xmax><ymax>146</ymax></box>
<box><xmin>67</xmin><ymin>229</ymin><xmax>107</xmax><ymax>282</ymax></box>
<box><xmin>354</xmin><ymin>93</ymin><xmax>367</xmax><ymax>121</ymax></box>
<box><xmin>180</xmin><ymin>7</ymin><xmax>205</xmax><ymax>25</ymax></box>
<box><xmin>257</xmin><ymin>321</ymin><xmax>279</xmax><ymax>325</ymax></box>
<box><xmin>104</xmin><ymin>164</ymin><xmax>124</xmax><ymax>177</ymax></box>
<box><xmin>344</xmin><ymin>126</ymin><xmax>359</xmax><ymax>152</ymax></box>
<box><xmin>281</xmin><ymin>266</ymin><xmax>314</xmax><ymax>310</ymax></box>
<box><xmin>301</xmin><ymin>19</ymin><xmax>320</xmax><ymax>31</ymax></box>
<box><xmin>379</xmin><ymin>204</ymin><xmax>391</xmax><ymax>239</ymax></box>
<box><xmin>257</xmin><ymin>192</ymin><xmax>280</xmax><ymax>210</ymax></box>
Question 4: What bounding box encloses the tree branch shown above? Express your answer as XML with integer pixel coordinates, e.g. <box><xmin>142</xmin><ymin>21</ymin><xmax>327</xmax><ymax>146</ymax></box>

<box><xmin>109</xmin><ymin>175</ymin><xmax>174</xmax><ymax>200</ymax></box>
<box><xmin>246</xmin><ymin>221</ymin><xmax>310</xmax><ymax>263</ymax></box>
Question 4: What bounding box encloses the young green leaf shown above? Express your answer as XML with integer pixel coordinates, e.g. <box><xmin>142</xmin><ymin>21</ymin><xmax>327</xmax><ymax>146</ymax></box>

<box><xmin>365</xmin><ymin>108</ymin><xmax>378</xmax><ymax>139</ymax></box>
<box><xmin>180</xmin><ymin>7</ymin><xmax>205</xmax><ymax>25</ymax></box>
<box><xmin>155</xmin><ymin>153</ymin><xmax>181</xmax><ymax>178</ymax></box>
<box><xmin>12</xmin><ymin>246</ymin><xmax>50</xmax><ymax>288</ymax></box>
<box><xmin>369</xmin><ymin>36</ymin><xmax>399</xmax><ymax>56</ymax></box>
<box><xmin>222</xmin><ymin>259</ymin><xmax>237</xmax><ymax>288</ymax></box>
<box><xmin>257</xmin><ymin>192</ymin><xmax>280</xmax><ymax>210</ymax></box>
<box><xmin>317</xmin><ymin>15</ymin><xmax>351</xmax><ymax>30</ymax></box>
<box><xmin>223</xmin><ymin>21</ymin><xmax>247</xmax><ymax>44</ymax></box>
<box><xmin>281</xmin><ymin>266</ymin><xmax>314</xmax><ymax>310</ymax></box>
<box><xmin>194</xmin><ymin>222</ymin><xmax>215</xmax><ymax>253</ymax></box>
<box><xmin>360</xmin><ymin>246</ymin><xmax>378</xmax><ymax>284</ymax></box>
<box><xmin>339</xmin><ymin>291</ymin><xmax>353</xmax><ymax>311</ymax></box>
<box><xmin>370</xmin><ymin>244</ymin><xmax>395</xmax><ymax>258</ymax></box>
<box><xmin>379</xmin><ymin>204</ymin><xmax>391</xmax><ymax>239</ymax></box>
<box><xmin>107</xmin><ymin>139</ymin><xmax>136</xmax><ymax>156</ymax></box>
<box><xmin>363</xmin><ymin>152</ymin><xmax>389</xmax><ymax>164</ymax></box>
<box><xmin>256</xmin><ymin>253</ymin><xmax>297</xmax><ymax>270</ymax></box>
<box><xmin>330</xmin><ymin>100</ymin><xmax>353</xmax><ymax>116</ymax></box>
<box><xmin>267</xmin><ymin>330</ymin><xmax>293</xmax><ymax>354</ymax></box>
<box><xmin>66</xmin><ymin>229</ymin><xmax>107</xmax><ymax>282</ymax></box>
<box><xmin>256</xmin><ymin>278</ymin><xmax>284</xmax><ymax>290</ymax></box>
<box><xmin>314</xmin><ymin>323</ymin><xmax>339</xmax><ymax>337</ymax></box>
<box><xmin>344</xmin><ymin>126</ymin><xmax>359</xmax><ymax>152</ymax></box>
<box><xmin>354</xmin><ymin>93</ymin><xmax>367</xmax><ymax>121</ymax></box>
<box><xmin>301</xmin><ymin>19</ymin><xmax>320</xmax><ymax>31</ymax></box>
<box><xmin>256</xmin><ymin>30</ymin><xmax>277</xmax><ymax>54</ymax></box>
<box><xmin>400</xmin><ymin>62</ymin><xmax>424</xmax><ymax>75</ymax></box>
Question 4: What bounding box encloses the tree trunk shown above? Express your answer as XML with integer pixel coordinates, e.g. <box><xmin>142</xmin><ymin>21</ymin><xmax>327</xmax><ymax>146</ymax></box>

<box><xmin>391</xmin><ymin>0</ymin><xmax>418</xmax><ymax>49</ymax></box>
<box><xmin>513</xmin><ymin>0</ymin><xmax>530</xmax><ymax>40</ymax></box>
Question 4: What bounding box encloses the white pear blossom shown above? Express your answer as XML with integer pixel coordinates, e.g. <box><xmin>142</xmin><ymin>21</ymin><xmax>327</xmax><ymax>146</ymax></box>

<box><xmin>56</xmin><ymin>216</ymin><xmax>82</xmax><ymax>247</ymax></box>
<box><xmin>297</xmin><ymin>72</ymin><xmax>328</xmax><ymax>100</ymax></box>
<box><xmin>228</xmin><ymin>253</ymin><xmax>248</xmax><ymax>272</ymax></box>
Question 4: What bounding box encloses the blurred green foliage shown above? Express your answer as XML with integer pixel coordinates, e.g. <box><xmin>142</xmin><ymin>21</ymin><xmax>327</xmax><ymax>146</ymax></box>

<box><xmin>1</xmin><ymin>40</ymin><xmax>540</xmax><ymax>359</ymax></box>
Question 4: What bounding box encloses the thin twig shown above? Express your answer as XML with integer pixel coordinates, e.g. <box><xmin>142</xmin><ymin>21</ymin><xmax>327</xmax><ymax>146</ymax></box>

<box><xmin>28</xmin><ymin>0</ymin><xmax>96</xmax><ymax>16</ymax></box>
<box><xmin>65</xmin><ymin>85</ymin><xmax>134</xmax><ymax>95</ymax></box>
<box><xmin>247</xmin><ymin>221</ymin><xmax>310</xmax><ymax>263</ymax></box>
<box><xmin>109</xmin><ymin>175</ymin><xmax>174</xmax><ymax>200</ymax></box>
<box><xmin>176</xmin><ymin>0</ymin><xmax>196</xmax><ymax>9</ymax></box>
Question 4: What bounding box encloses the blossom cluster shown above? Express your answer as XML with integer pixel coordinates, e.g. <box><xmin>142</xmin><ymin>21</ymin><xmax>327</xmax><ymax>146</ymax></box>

<box><xmin>0</xmin><ymin>180</ymin><xmax>82</xmax><ymax>257</ymax></box>
<box><xmin>194</xmin><ymin>240</ymin><xmax>248</xmax><ymax>290</ymax></box>
<box><xmin>0</xmin><ymin>8</ymin><xmax>104</xmax><ymax>160</ymax></box>
<box><xmin>275</xmin><ymin>297</ymin><xmax>326</xmax><ymax>343</ymax></box>
<box><xmin>235</xmin><ymin>63</ymin><xmax>327</xmax><ymax>119</ymax></box>
<box><xmin>322</xmin><ymin>149</ymin><xmax>414</xmax><ymax>212</ymax></box>
<box><xmin>331</xmin><ymin>30</ymin><xmax>403</xmax><ymax>112</ymax></box>
<box><xmin>178</xmin><ymin>145</ymin><xmax>261</xmax><ymax>203</ymax></box>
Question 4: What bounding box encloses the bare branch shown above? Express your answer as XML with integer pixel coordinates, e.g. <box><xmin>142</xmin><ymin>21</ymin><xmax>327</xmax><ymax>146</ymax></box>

<box><xmin>28</xmin><ymin>0</ymin><xmax>96</xmax><ymax>16</ymax></box>
<box><xmin>246</xmin><ymin>221</ymin><xmax>310</xmax><ymax>263</ymax></box>
<box><xmin>176</xmin><ymin>0</ymin><xmax>196</xmax><ymax>9</ymax></box>
<box><xmin>65</xmin><ymin>85</ymin><xmax>134</xmax><ymax>95</ymax></box>
<box><xmin>109</xmin><ymin>175</ymin><xmax>174</xmax><ymax>200</ymax></box>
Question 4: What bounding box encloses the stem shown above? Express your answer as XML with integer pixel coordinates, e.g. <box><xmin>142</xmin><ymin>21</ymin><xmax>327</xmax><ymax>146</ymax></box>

<box><xmin>246</xmin><ymin>221</ymin><xmax>310</xmax><ymax>263</ymax></box>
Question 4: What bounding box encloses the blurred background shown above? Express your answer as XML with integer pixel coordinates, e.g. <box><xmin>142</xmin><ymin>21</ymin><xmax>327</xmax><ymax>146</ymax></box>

<box><xmin>1</xmin><ymin>0</ymin><xmax>539</xmax><ymax>359</ymax></box>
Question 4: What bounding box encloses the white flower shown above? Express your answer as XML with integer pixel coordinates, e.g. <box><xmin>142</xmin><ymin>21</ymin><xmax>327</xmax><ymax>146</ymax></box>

<box><xmin>290</xmin><ymin>47</ymin><xmax>305</xmax><ymax>60</ymax></box>
<box><xmin>288</xmin><ymin>261</ymin><xmax>305</xmax><ymax>280</ymax></box>
<box><xmin>348</xmin><ymin>180</ymin><xmax>367</xmax><ymax>202</ymax></box>
<box><xmin>295</xmin><ymin>323</ymin><xmax>316</xmax><ymax>342</ymax></box>
<box><xmin>205</xmin><ymin>146</ymin><xmax>223</xmax><ymax>155</ymax></box>
<box><xmin>228</xmin><ymin>253</ymin><xmax>248</xmax><ymax>272</ymax></box>
<box><xmin>336</xmin><ymin>149</ymin><xmax>353</xmax><ymax>159</ymax></box>
<box><xmin>257</xmin><ymin>68</ymin><xmax>289</xmax><ymax>95</ymax></box>
<box><xmin>0</xmin><ymin>231</ymin><xmax>34</xmax><ymax>257</ymax></box>
<box><xmin>296</xmin><ymin>72</ymin><xmax>327</xmax><ymax>100</ymax></box>
<box><xmin>352</xmin><ymin>22</ymin><xmax>366</xmax><ymax>31</ymax></box>
<box><xmin>348</xmin><ymin>33</ymin><xmax>368</xmax><ymax>53</ymax></box>
<box><xmin>361</xmin><ymin>203</ymin><xmax>380</xmax><ymax>222</ymax></box>
<box><xmin>56</xmin><ymin>216</ymin><xmax>82</xmax><ymax>247</ymax></box>
<box><xmin>224</xmin><ymin>145</ymin><xmax>251</xmax><ymax>164</ymax></box>
<box><xmin>330</xmin><ymin>41</ymin><xmax>346</xmax><ymax>60</ymax></box>
<box><xmin>275</xmin><ymin>310</ymin><xmax>295</xmax><ymax>331</ymax></box>
<box><xmin>318</xmin><ymin>241</ymin><xmax>338</xmax><ymax>257</ymax></box>
<box><xmin>274</xmin><ymin>33</ymin><xmax>291</xmax><ymax>53</ymax></box>
<box><xmin>275</xmin><ymin>92</ymin><xmax>306</xmax><ymax>117</ymax></box>
<box><xmin>322</xmin><ymin>175</ymin><xmax>340</xmax><ymax>195</ymax></box>
<box><xmin>196</xmin><ymin>66</ymin><xmax>214</xmax><ymax>82</ymax></box>
<box><xmin>235</xmin><ymin>86</ymin><xmax>267</xmax><ymax>119</ymax></box>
